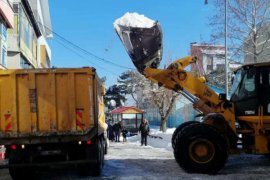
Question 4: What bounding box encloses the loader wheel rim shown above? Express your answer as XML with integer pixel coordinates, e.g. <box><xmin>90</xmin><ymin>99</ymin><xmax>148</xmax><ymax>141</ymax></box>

<box><xmin>188</xmin><ymin>138</ymin><xmax>215</xmax><ymax>164</ymax></box>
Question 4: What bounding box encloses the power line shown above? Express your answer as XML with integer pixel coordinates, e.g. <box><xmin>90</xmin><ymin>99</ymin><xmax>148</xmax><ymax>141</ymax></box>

<box><xmin>54</xmin><ymin>38</ymin><xmax>120</xmax><ymax>76</ymax></box>
<box><xmin>40</xmin><ymin>23</ymin><xmax>133</xmax><ymax>70</ymax></box>
<box><xmin>1</xmin><ymin>0</ymin><xmax>134</xmax><ymax>74</ymax></box>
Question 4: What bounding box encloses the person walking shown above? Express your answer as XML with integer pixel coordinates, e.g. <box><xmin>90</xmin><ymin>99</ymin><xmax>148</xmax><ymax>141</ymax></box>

<box><xmin>122</xmin><ymin>127</ymin><xmax>128</xmax><ymax>142</ymax></box>
<box><xmin>139</xmin><ymin>119</ymin><xmax>150</xmax><ymax>146</ymax></box>
<box><xmin>113</xmin><ymin>121</ymin><xmax>122</xmax><ymax>142</ymax></box>
<box><xmin>107</xmin><ymin>121</ymin><xmax>115</xmax><ymax>141</ymax></box>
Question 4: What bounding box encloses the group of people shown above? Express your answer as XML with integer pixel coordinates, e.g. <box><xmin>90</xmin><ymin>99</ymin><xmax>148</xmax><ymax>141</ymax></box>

<box><xmin>107</xmin><ymin>119</ymin><xmax>150</xmax><ymax>146</ymax></box>
<box><xmin>107</xmin><ymin>121</ymin><xmax>128</xmax><ymax>142</ymax></box>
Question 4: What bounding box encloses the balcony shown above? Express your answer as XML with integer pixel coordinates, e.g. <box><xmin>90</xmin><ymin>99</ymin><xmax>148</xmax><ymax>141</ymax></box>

<box><xmin>0</xmin><ymin>0</ymin><xmax>14</xmax><ymax>28</ymax></box>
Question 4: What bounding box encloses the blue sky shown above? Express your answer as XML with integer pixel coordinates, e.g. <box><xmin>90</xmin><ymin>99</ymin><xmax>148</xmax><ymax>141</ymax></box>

<box><xmin>49</xmin><ymin>1</ymin><xmax>215</xmax><ymax>87</ymax></box>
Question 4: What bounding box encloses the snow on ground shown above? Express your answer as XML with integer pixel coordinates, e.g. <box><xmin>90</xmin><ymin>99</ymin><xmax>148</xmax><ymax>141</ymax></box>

<box><xmin>127</xmin><ymin>127</ymin><xmax>175</xmax><ymax>152</ymax></box>
<box><xmin>2</xmin><ymin>127</ymin><xmax>270</xmax><ymax>179</ymax></box>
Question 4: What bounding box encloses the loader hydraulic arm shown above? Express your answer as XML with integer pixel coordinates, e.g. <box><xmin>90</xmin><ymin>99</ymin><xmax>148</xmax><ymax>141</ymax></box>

<box><xmin>143</xmin><ymin>56</ymin><xmax>222</xmax><ymax>114</ymax></box>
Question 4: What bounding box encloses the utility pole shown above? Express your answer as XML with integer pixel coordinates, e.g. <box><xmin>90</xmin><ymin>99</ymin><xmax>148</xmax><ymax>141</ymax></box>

<box><xmin>204</xmin><ymin>0</ymin><xmax>229</xmax><ymax>99</ymax></box>
<box><xmin>224</xmin><ymin>0</ymin><xmax>229</xmax><ymax>99</ymax></box>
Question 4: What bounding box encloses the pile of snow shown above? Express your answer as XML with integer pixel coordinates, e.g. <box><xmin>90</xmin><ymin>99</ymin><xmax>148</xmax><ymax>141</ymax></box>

<box><xmin>127</xmin><ymin>127</ymin><xmax>176</xmax><ymax>152</ymax></box>
<box><xmin>113</xmin><ymin>12</ymin><xmax>156</xmax><ymax>32</ymax></box>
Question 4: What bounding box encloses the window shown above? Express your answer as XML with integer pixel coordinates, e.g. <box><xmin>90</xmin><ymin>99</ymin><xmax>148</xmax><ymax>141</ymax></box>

<box><xmin>0</xmin><ymin>18</ymin><xmax>2</xmax><ymax>40</ymax></box>
<box><xmin>206</xmin><ymin>54</ymin><xmax>213</xmax><ymax>65</ymax></box>
<box><xmin>2</xmin><ymin>23</ymin><xmax>6</xmax><ymax>42</ymax></box>
<box><xmin>8</xmin><ymin>4</ymin><xmax>19</xmax><ymax>35</ymax></box>
<box><xmin>0</xmin><ymin>16</ymin><xmax>7</xmax><ymax>42</ymax></box>
<box><xmin>1</xmin><ymin>47</ymin><xmax>6</xmax><ymax>66</ymax></box>
<box><xmin>231</xmin><ymin>68</ymin><xmax>257</xmax><ymax>101</ymax></box>
<box><xmin>13</xmin><ymin>4</ymin><xmax>19</xmax><ymax>13</ymax></box>
<box><xmin>231</xmin><ymin>70</ymin><xmax>242</xmax><ymax>94</ymax></box>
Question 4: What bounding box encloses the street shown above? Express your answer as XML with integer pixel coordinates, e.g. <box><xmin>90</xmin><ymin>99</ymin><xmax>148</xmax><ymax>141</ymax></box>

<box><xmin>1</xmin><ymin>140</ymin><xmax>270</xmax><ymax>179</ymax></box>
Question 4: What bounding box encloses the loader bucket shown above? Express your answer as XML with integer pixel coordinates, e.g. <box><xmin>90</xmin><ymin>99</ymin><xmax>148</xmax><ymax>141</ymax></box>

<box><xmin>115</xmin><ymin>22</ymin><xmax>163</xmax><ymax>74</ymax></box>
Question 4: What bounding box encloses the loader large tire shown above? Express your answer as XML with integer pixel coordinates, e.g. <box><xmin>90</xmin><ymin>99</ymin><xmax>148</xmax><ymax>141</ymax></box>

<box><xmin>171</xmin><ymin>121</ymin><xmax>200</xmax><ymax>149</ymax></box>
<box><xmin>174</xmin><ymin>123</ymin><xmax>228</xmax><ymax>174</ymax></box>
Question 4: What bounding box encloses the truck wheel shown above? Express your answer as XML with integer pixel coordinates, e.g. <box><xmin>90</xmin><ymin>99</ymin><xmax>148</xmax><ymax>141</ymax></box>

<box><xmin>174</xmin><ymin>123</ymin><xmax>228</xmax><ymax>174</ymax></box>
<box><xmin>9</xmin><ymin>159</ymin><xmax>36</xmax><ymax>180</ymax></box>
<box><xmin>91</xmin><ymin>138</ymin><xmax>104</xmax><ymax>176</ymax></box>
<box><xmin>79</xmin><ymin>137</ymin><xmax>104</xmax><ymax>177</ymax></box>
<box><xmin>172</xmin><ymin>121</ymin><xmax>200</xmax><ymax>149</ymax></box>
<box><xmin>9</xmin><ymin>168</ymin><xmax>22</xmax><ymax>180</ymax></box>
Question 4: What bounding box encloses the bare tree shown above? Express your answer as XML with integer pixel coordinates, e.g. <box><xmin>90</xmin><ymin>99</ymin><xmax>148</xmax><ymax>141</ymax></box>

<box><xmin>119</xmin><ymin>70</ymin><xmax>180</xmax><ymax>132</ymax></box>
<box><xmin>210</xmin><ymin>0</ymin><xmax>270</xmax><ymax>63</ymax></box>
<box><xmin>141</xmin><ymin>82</ymin><xmax>180</xmax><ymax>132</ymax></box>
<box><xmin>117</xmin><ymin>70</ymin><xmax>145</xmax><ymax>108</ymax></box>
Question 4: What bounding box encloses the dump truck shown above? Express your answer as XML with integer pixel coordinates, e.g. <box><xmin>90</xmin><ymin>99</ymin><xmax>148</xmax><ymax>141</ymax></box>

<box><xmin>0</xmin><ymin>67</ymin><xmax>107</xmax><ymax>179</ymax></box>
<box><xmin>114</xmin><ymin>13</ymin><xmax>270</xmax><ymax>174</ymax></box>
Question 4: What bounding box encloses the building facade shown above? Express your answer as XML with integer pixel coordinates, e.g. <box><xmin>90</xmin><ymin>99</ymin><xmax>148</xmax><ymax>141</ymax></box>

<box><xmin>0</xmin><ymin>0</ymin><xmax>14</xmax><ymax>69</ymax></box>
<box><xmin>28</xmin><ymin>0</ymin><xmax>52</xmax><ymax>68</ymax></box>
<box><xmin>7</xmin><ymin>0</ymin><xmax>51</xmax><ymax>69</ymax></box>
<box><xmin>190</xmin><ymin>43</ymin><xmax>225</xmax><ymax>75</ymax></box>
<box><xmin>244</xmin><ymin>22</ymin><xmax>270</xmax><ymax>64</ymax></box>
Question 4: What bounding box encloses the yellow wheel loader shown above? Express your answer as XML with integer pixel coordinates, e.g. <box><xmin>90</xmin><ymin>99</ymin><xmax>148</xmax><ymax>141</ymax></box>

<box><xmin>114</xmin><ymin>17</ymin><xmax>270</xmax><ymax>174</ymax></box>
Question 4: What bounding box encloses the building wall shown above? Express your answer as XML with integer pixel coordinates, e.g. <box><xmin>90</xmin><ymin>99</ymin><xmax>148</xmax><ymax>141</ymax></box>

<box><xmin>6</xmin><ymin>0</ymin><xmax>52</xmax><ymax>69</ymax></box>
<box><xmin>38</xmin><ymin>34</ymin><xmax>51</xmax><ymax>67</ymax></box>
<box><xmin>0</xmin><ymin>0</ymin><xmax>14</xmax><ymax>69</ymax></box>
<box><xmin>190</xmin><ymin>43</ymin><xmax>225</xmax><ymax>75</ymax></box>
<box><xmin>0</xmin><ymin>18</ymin><xmax>7</xmax><ymax>68</ymax></box>
<box><xmin>0</xmin><ymin>0</ymin><xmax>14</xmax><ymax>28</ymax></box>
<box><xmin>6</xmin><ymin>51</ymin><xmax>20</xmax><ymax>68</ymax></box>
<box><xmin>142</xmin><ymin>96</ymin><xmax>197</xmax><ymax>128</ymax></box>
<box><xmin>244</xmin><ymin>23</ymin><xmax>270</xmax><ymax>63</ymax></box>
<box><xmin>28</xmin><ymin>0</ymin><xmax>52</xmax><ymax>68</ymax></box>
<box><xmin>7</xmin><ymin>2</ymin><xmax>38</xmax><ymax>69</ymax></box>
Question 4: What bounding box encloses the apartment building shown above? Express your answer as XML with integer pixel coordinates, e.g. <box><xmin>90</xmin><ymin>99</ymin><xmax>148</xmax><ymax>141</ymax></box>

<box><xmin>190</xmin><ymin>42</ymin><xmax>226</xmax><ymax>75</ymax></box>
<box><xmin>7</xmin><ymin>0</ymin><xmax>52</xmax><ymax>69</ymax></box>
<box><xmin>0</xmin><ymin>0</ymin><xmax>14</xmax><ymax>69</ymax></box>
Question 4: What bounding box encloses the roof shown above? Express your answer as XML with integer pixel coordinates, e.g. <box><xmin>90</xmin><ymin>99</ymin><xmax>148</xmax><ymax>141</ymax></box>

<box><xmin>243</xmin><ymin>61</ymin><xmax>270</xmax><ymax>67</ymax></box>
<box><xmin>110</xmin><ymin>106</ymin><xmax>144</xmax><ymax>114</ymax></box>
<box><xmin>233</xmin><ymin>61</ymin><xmax>270</xmax><ymax>72</ymax></box>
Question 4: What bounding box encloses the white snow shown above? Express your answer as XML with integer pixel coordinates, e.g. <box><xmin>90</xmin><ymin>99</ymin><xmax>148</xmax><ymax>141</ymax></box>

<box><xmin>113</xmin><ymin>12</ymin><xmax>156</xmax><ymax>32</ymax></box>
<box><xmin>127</xmin><ymin>127</ymin><xmax>175</xmax><ymax>152</ymax></box>
<box><xmin>1</xmin><ymin>127</ymin><xmax>270</xmax><ymax>179</ymax></box>
<box><xmin>104</xmin><ymin>130</ymin><xmax>270</xmax><ymax>179</ymax></box>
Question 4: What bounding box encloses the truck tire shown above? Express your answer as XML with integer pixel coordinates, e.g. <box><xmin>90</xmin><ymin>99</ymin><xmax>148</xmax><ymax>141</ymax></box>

<box><xmin>171</xmin><ymin>121</ymin><xmax>200</xmax><ymax>149</ymax></box>
<box><xmin>174</xmin><ymin>123</ymin><xmax>228</xmax><ymax>174</ymax></box>
<box><xmin>79</xmin><ymin>137</ymin><xmax>104</xmax><ymax>177</ymax></box>
<box><xmin>91</xmin><ymin>137</ymin><xmax>104</xmax><ymax>176</ymax></box>
<box><xmin>9</xmin><ymin>158</ymin><xmax>36</xmax><ymax>180</ymax></box>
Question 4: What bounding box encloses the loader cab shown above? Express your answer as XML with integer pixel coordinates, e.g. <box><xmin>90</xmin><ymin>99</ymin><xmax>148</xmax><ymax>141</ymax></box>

<box><xmin>230</xmin><ymin>63</ymin><xmax>270</xmax><ymax>117</ymax></box>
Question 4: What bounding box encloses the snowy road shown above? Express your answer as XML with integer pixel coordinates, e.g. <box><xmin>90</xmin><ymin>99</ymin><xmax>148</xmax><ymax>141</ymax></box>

<box><xmin>1</xmin><ymin>140</ymin><xmax>270</xmax><ymax>179</ymax></box>
<box><xmin>100</xmin><ymin>142</ymin><xmax>270</xmax><ymax>180</ymax></box>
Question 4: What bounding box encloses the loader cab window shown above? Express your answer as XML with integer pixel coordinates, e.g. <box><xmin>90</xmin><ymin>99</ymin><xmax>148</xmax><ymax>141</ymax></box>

<box><xmin>231</xmin><ymin>70</ymin><xmax>242</xmax><ymax>95</ymax></box>
<box><xmin>231</xmin><ymin>68</ymin><xmax>258</xmax><ymax>116</ymax></box>
<box><xmin>244</xmin><ymin>70</ymin><xmax>256</xmax><ymax>93</ymax></box>
<box><xmin>231</xmin><ymin>68</ymin><xmax>257</xmax><ymax>101</ymax></box>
